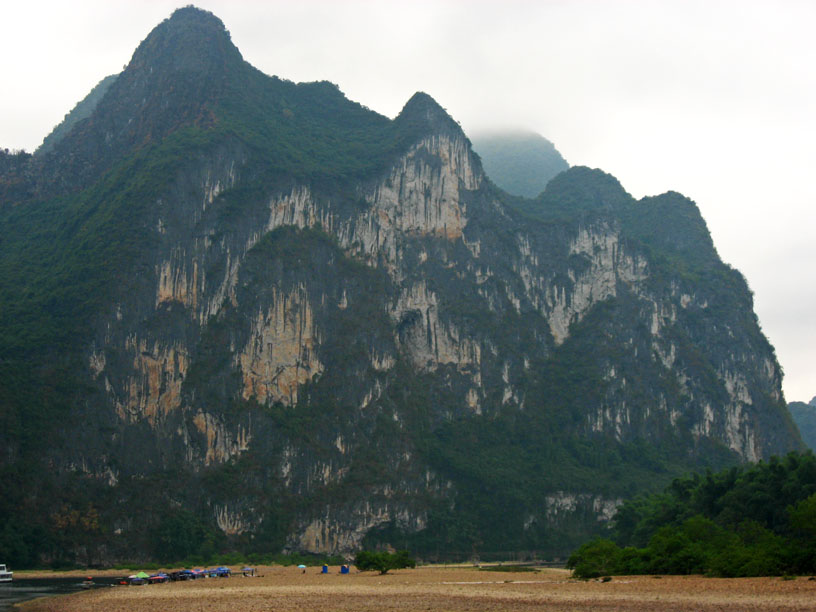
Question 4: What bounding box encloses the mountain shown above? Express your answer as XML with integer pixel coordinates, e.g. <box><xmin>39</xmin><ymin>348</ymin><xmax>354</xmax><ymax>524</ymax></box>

<box><xmin>789</xmin><ymin>399</ymin><xmax>816</xmax><ymax>451</ymax></box>
<box><xmin>470</xmin><ymin>130</ymin><xmax>569</xmax><ymax>197</ymax></box>
<box><xmin>0</xmin><ymin>7</ymin><xmax>802</xmax><ymax>566</ymax></box>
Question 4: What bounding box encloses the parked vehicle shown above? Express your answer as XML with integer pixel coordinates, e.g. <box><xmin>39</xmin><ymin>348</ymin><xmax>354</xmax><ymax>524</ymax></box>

<box><xmin>0</xmin><ymin>564</ymin><xmax>12</xmax><ymax>582</ymax></box>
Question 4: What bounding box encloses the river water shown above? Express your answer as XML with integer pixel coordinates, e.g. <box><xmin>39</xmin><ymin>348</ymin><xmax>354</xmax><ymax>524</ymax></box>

<box><xmin>0</xmin><ymin>577</ymin><xmax>119</xmax><ymax>610</ymax></box>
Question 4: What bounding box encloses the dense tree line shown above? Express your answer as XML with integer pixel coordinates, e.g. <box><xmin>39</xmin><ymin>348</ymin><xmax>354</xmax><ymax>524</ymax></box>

<box><xmin>568</xmin><ymin>452</ymin><xmax>816</xmax><ymax>577</ymax></box>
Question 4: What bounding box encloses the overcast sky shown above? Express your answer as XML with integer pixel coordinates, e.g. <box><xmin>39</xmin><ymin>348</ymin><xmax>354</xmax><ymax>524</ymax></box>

<box><xmin>1</xmin><ymin>0</ymin><xmax>813</xmax><ymax>402</ymax></box>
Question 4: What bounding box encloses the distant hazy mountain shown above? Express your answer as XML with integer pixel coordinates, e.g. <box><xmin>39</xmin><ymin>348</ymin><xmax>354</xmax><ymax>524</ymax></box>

<box><xmin>470</xmin><ymin>131</ymin><xmax>569</xmax><ymax>197</ymax></box>
<box><xmin>790</xmin><ymin>398</ymin><xmax>816</xmax><ymax>451</ymax></box>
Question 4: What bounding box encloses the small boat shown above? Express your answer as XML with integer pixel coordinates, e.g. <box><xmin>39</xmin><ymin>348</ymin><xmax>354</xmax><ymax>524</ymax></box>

<box><xmin>0</xmin><ymin>564</ymin><xmax>12</xmax><ymax>582</ymax></box>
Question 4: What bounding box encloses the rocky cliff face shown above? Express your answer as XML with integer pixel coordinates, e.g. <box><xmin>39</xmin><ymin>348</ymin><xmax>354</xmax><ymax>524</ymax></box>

<box><xmin>0</xmin><ymin>7</ymin><xmax>802</xmax><ymax>563</ymax></box>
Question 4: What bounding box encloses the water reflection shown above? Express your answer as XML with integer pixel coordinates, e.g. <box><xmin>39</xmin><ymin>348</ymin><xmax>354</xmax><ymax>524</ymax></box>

<box><xmin>0</xmin><ymin>577</ymin><xmax>118</xmax><ymax>611</ymax></box>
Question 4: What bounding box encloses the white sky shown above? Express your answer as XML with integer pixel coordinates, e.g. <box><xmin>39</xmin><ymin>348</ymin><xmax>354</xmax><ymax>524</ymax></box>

<box><xmin>1</xmin><ymin>0</ymin><xmax>813</xmax><ymax>402</ymax></box>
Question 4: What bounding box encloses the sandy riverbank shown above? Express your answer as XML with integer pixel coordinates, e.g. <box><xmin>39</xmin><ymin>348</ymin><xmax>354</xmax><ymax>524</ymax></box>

<box><xmin>12</xmin><ymin>568</ymin><xmax>138</xmax><ymax>580</ymax></box>
<box><xmin>16</xmin><ymin>565</ymin><xmax>816</xmax><ymax>611</ymax></box>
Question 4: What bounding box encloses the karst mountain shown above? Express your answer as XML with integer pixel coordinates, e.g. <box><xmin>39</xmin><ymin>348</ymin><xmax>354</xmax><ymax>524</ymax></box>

<box><xmin>0</xmin><ymin>7</ymin><xmax>801</xmax><ymax>565</ymax></box>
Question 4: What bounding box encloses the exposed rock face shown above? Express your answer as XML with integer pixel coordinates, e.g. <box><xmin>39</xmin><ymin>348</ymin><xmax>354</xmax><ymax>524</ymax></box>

<box><xmin>545</xmin><ymin>492</ymin><xmax>622</xmax><ymax>523</ymax></box>
<box><xmin>237</xmin><ymin>286</ymin><xmax>323</xmax><ymax>406</ymax></box>
<box><xmin>120</xmin><ymin>337</ymin><xmax>188</xmax><ymax>425</ymax></box>
<box><xmin>392</xmin><ymin>281</ymin><xmax>481</xmax><ymax>372</ymax></box>
<box><xmin>364</xmin><ymin>134</ymin><xmax>480</xmax><ymax>242</ymax></box>
<box><xmin>544</xmin><ymin>225</ymin><xmax>648</xmax><ymax>344</ymax></box>
<box><xmin>293</xmin><ymin>503</ymin><xmax>428</xmax><ymax>555</ymax></box>
<box><xmin>0</xmin><ymin>7</ymin><xmax>802</xmax><ymax>563</ymax></box>
<box><xmin>191</xmin><ymin>410</ymin><xmax>251</xmax><ymax>466</ymax></box>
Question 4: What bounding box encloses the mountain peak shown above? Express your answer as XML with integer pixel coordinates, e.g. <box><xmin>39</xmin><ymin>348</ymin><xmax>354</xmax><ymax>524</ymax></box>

<box><xmin>127</xmin><ymin>5</ymin><xmax>241</xmax><ymax>76</ymax></box>
<box><xmin>402</xmin><ymin>91</ymin><xmax>443</xmax><ymax>112</ymax></box>
<box><xmin>170</xmin><ymin>4</ymin><xmax>222</xmax><ymax>22</ymax></box>
<box><xmin>396</xmin><ymin>91</ymin><xmax>461</xmax><ymax>136</ymax></box>
<box><xmin>34</xmin><ymin>6</ymin><xmax>244</xmax><ymax>193</ymax></box>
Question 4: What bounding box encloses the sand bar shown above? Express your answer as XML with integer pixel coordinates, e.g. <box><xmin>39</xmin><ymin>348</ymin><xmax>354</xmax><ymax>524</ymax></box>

<box><xmin>16</xmin><ymin>566</ymin><xmax>816</xmax><ymax>611</ymax></box>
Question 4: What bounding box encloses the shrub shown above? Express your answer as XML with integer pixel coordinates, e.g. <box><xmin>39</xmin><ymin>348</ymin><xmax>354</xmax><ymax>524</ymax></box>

<box><xmin>354</xmin><ymin>550</ymin><xmax>416</xmax><ymax>574</ymax></box>
<box><xmin>566</xmin><ymin>538</ymin><xmax>623</xmax><ymax>579</ymax></box>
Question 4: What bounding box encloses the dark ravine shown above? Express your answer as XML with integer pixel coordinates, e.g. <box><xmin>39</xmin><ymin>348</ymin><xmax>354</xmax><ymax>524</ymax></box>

<box><xmin>0</xmin><ymin>6</ymin><xmax>803</xmax><ymax>565</ymax></box>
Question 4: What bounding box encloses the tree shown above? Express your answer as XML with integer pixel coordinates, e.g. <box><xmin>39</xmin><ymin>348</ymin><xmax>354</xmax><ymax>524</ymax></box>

<box><xmin>788</xmin><ymin>493</ymin><xmax>816</xmax><ymax>537</ymax></box>
<box><xmin>566</xmin><ymin>538</ymin><xmax>622</xmax><ymax>579</ymax></box>
<box><xmin>354</xmin><ymin>550</ymin><xmax>416</xmax><ymax>574</ymax></box>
